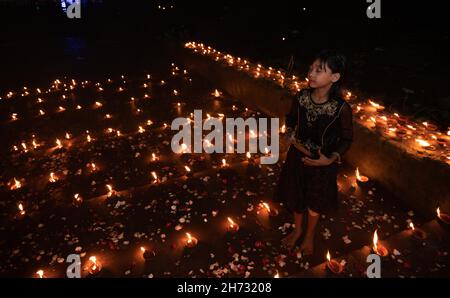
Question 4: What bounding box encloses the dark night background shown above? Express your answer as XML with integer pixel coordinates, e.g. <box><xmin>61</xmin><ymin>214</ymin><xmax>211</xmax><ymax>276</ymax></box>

<box><xmin>0</xmin><ymin>0</ymin><xmax>450</xmax><ymax>280</ymax></box>
<box><xmin>0</xmin><ymin>0</ymin><xmax>449</xmax><ymax>125</ymax></box>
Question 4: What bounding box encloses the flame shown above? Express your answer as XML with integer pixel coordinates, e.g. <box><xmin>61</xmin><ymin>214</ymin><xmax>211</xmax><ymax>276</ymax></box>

<box><xmin>437</xmin><ymin>207</ymin><xmax>441</xmax><ymax>218</ymax></box>
<box><xmin>91</xmin><ymin>163</ymin><xmax>96</xmax><ymax>170</ymax></box>
<box><xmin>262</xmin><ymin>202</ymin><xmax>271</xmax><ymax>213</ymax></box>
<box><xmin>409</xmin><ymin>222</ymin><xmax>415</xmax><ymax>230</ymax></box>
<box><xmin>140</xmin><ymin>247</ymin><xmax>146</xmax><ymax>253</ymax></box>
<box><xmin>49</xmin><ymin>172</ymin><xmax>57</xmax><ymax>183</ymax></box>
<box><xmin>214</xmin><ymin>89</ymin><xmax>221</xmax><ymax>97</ymax></box>
<box><xmin>184</xmin><ymin>166</ymin><xmax>191</xmax><ymax>172</ymax></box>
<box><xmin>87</xmin><ymin>134</ymin><xmax>92</xmax><ymax>142</ymax></box>
<box><xmin>106</xmin><ymin>184</ymin><xmax>113</xmax><ymax>196</ymax></box>
<box><xmin>246</xmin><ymin>152</ymin><xmax>251</xmax><ymax>159</ymax></box>
<box><xmin>65</xmin><ymin>132</ymin><xmax>71</xmax><ymax>139</ymax></box>
<box><xmin>265</xmin><ymin>147</ymin><xmax>269</xmax><ymax>154</ymax></box>
<box><xmin>88</xmin><ymin>256</ymin><xmax>99</xmax><ymax>272</ymax></box>
<box><xmin>39</xmin><ymin>109</ymin><xmax>45</xmax><ymax>115</ymax></box>
<box><xmin>95</xmin><ymin>101</ymin><xmax>102</xmax><ymax>107</ymax></box>
<box><xmin>32</xmin><ymin>140</ymin><xmax>38</xmax><ymax>149</ymax></box>
<box><xmin>12</xmin><ymin>178</ymin><xmax>22</xmax><ymax>190</ymax></box>
<box><xmin>186</xmin><ymin>233</ymin><xmax>193</xmax><ymax>243</ymax></box>
<box><xmin>355</xmin><ymin>167</ymin><xmax>368</xmax><ymax>182</ymax></box>
<box><xmin>227</xmin><ymin>217</ymin><xmax>236</xmax><ymax>228</ymax></box>
<box><xmin>138</xmin><ymin>126</ymin><xmax>145</xmax><ymax>133</ymax></box>
<box><xmin>11</xmin><ymin>113</ymin><xmax>17</xmax><ymax>120</ymax></box>
<box><xmin>36</xmin><ymin>270</ymin><xmax>44</xmax><ymax>278</ymax></box>
<box><xmin>447</xmin><ymin>130</ymin><xmax>450</xmax><ymax>136</ymax></box>
<box><xmin>373</xmin><ymin>229</ymin><xmax>379</xmax><ymax>253</ymax></box>
<box><xmin>368</xmin><ymin>100</ymin><xmax>383</xmax><ymax>109</ymax></box>
<box><xmin>222</xmin><ymin>159</ymin><xmax>227</xmax><ymax>166</ymax></box>
<box><xmin>151</xmin><ymin>171</ymin><xmax>158</xmax><ymax>181</ymax></box>
<box><xmin>56</xmin><ymin>139</ymin><xmax>62</xmax><ymax>148</ymax></box>
<box><xmin>274</xmin><ymin>271</ymin><xmax>280</xmax><ymax>278</ymax></box>
<box><xmin>18</xmin><ymin>203</ymin><xmax>25</xmax><ymax>215</ymax></box>
<box><xmin>415</xmin><ymin>139</ymin><xmax>430</xmax><ymax>147</ymax></box>
<box><xmin>173</xmin><ymin>90</ymin><xmax>178</xmax><ymax>96</ymax></box>
<box><xmin>326</xmin><ymin>250</ymin><xmax>331</xmax><ymax>262</ymax></box>
<box><xmin>281</xmin><ymin>124</ymin><xmax>286</xmax><ymax>134</ymax></box>
<box><xmin>151</xmin><ymin>153</ymin><xmax>157</xmax><ymax>161</ymax></box>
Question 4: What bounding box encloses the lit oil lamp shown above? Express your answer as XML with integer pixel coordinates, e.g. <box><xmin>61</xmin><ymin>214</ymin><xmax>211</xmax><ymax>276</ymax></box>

<box><xmin>106</xmin><ymin>184</ymin><xmax>115</xmax><ymax>198</ymax></box>
<box><xmin>90</xmin><ymin>163</ymin><xmax>96</xmax><ymax>171</ymax></box>
<box><xmin>274</xmin><ymin>271</ymin><xmax>280</xmax><ymax>278</ymax></box>
<box><xmin>372</xmin><ymin>229</ymin><xmax>388</xmax><ymax>257</ymax></box>
<box><xmin>280</xmin><ymin>124</ymin><xmax>286</xmax><ymax>134</ymax></box>
<box><xmin>326</xmin><ymin>250</ymin><xmax>344</xmax><ymax>274</ymax></box>
<box><xmin>56</xmin><ymin>139</ymin><xmax>62</xmax><ymax>149</ymax></box>
<box><xmin>151</xmin><ymin>171</ymin><xmax>159</xmax><ymax>184</ymax></box>
<box><xmin>95</xmin><ymin>101</ymin><xmax>103</xmax><ymax>108</ymax></box>
<box><xmin>21</xmin><ymin>142</ymin><xmax>28</xmax><ymax>152</ymax></box>
<box><xmin>49</xmin><ymin>172</ymin><xmax>58</xmax><ymax>183</ymax></box>
<box><xmin>11</xmin><ymin>113</ymin><xmax>18</xmax><ymax>121</ymax></box>
<box><xmin>11</xmin><ymin>178</ymin><xmax>22</xmax><ymax>190</ymax></box>
<box><xmin>138</xmin><ymin>126</ymin><xmax>145</xmax><ymax>133</ymax></box>
<box><xmin>212</xmin><ymin>89</ymin><xmax>222</xmax><ymax>98</ymax></box>
<box><xmin>86</xmin><ymin>134</ymin><xmax>92</xmax><ymax>143</ymax></box>
<box><xmin>18</xmin><ymin>203</ymin><xmax>26</xmax><ymax>216</ymax></box>
<box><xmin>39</xmin><ymin>109</ymin><xmax>45</xmax><ymax>116</ymax></box>
<box><xmin>221</xmin><ymin>158</ymin><xmax>227</xmax><ymax>167</ymax></box>
<box><xmin>246</xmin><ymin>152</ymin><xmax>252</xmax><ymax>163</ymax></box>
<box><xmin>76</xmin><ymin>105</ymin><xmax>82</xmax><ymax>110</ymax></box>
<box><xmin>87</xmin><ymin>256</ymin><xmax>102</xmax><ymax>275</ymax></box>
<box><xmin>73</xmin><ymin>193</ymin><xmax>83</xmax><ymax>207</ymax></box>
<box><xmin>409</xmin><ymin>222</ymin><xmax>427</xmax><ymax>240</ymax></box>
<box><xmin>355</xmin><ymin>167</ymin><xmax>369</xmax><ymax>186</ymax></box>
<box><xmin>185</xmin><ymin>232</ymin><xmax>198</xmax><ymax>248</ymax></box>
<box><xmin>151</xmin><ymin>153</ymin><xmax>158</xmax><ymax>162</ymax></box>
<box><xmin>65</xmin><ymin>132</ymin><xmax>71</xmax><ymax>140</ymax></box>
<box><xmin>261</xmin><ymin>202</ymin><xmax>279</xmax><ymax>217</ymax></box>
<box><xmin>415</xmin><ymin>138</ymin><xmax>435</xmax><ymax>151</ymax></box>
<box><xmin>367</xmin><ymin>100</ymin><xmax>385</xmax><ymax>113</ymax></box>
<box><xmin>437</xmin><ymin>207</ymin><xmax>450</xmax><ymax>225</ymax></box>
<box><xmin>184</xmin><ymin>166</ymin><xmax>192</xmax><ymax>177</ymax></box>
<box><xmin>227</xmin><ymin>217</ymin><xmax>240</xmax><ymax>232</ymax></box>
<box><xmin>140</xmin><ymin>247</ymin><xmax>155</xmax><ymax>261</ymax></box>
<box><xmin>36</xmin><ymin>270</ymin><xmax>45</xmax><ymax>278</ymax></box>
<box><xmin>32</xmin><ymin>139</ymin><xmax>39</xmax><ymax>149</ymax></box>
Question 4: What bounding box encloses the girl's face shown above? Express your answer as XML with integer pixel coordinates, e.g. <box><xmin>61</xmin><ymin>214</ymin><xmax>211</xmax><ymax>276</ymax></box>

<box><xmin>307</xmin><ymin>59</ymin><xmax>341</xmax><ymax>89</ymax></box>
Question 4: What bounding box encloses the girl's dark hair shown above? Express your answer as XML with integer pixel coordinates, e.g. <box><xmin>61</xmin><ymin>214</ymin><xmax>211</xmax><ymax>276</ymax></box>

<box><xmin>313</xmin><ymin>49</ymin><xmax>347</xmax><ymax>100</ymax></box>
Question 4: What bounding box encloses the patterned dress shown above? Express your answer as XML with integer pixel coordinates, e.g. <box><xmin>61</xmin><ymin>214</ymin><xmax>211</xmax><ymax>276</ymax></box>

<box><xmin>273</xmin><ymin>88</ymin><xmax>353</xmax><ymax>214</ymax></box>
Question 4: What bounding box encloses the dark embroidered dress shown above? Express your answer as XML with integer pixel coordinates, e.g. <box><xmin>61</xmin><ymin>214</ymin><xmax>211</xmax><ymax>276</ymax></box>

<box><xmin>274</xmin><ymin>89</ymin><xmax>353</xmax><ymax>214</ymax></box>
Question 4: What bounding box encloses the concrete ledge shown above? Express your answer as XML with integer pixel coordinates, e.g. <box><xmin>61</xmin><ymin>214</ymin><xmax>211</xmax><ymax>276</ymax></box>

<box><xmin>176</xmin><ymin>46</ymin><xmax>450</xmax><ymax>217</ymax></box>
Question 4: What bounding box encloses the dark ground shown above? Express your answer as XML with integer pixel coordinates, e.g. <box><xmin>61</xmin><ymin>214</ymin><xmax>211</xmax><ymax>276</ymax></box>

<box><xmin>0</xmin><ymin>0</ymin><xmax>449</xmax><ymax>278</ymax></box>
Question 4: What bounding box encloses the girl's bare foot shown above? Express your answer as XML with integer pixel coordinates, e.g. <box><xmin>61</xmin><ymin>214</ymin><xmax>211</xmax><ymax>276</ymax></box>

<box><xmin>299</xmin><ymin>236</ymin><xmax>314</xmax><ymax>256</ymax></box>
<box><xmin>281</xmin><ymin>230</ymin><xmax>302</xmax><ymax>249</ymax></box>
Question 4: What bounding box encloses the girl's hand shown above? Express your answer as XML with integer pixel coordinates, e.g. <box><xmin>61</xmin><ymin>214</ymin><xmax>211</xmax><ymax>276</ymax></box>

<box><xmin>302</xmin><ymin>149</ymin><xmax>334</xmax><ymax>166</ymax></box>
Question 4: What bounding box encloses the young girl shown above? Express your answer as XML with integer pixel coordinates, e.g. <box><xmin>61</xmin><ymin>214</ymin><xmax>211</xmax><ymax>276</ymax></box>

<box><xmin>274</xmin><ymin>50</ymin><xmax>353</xmax><ymax>255</ymax></box>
